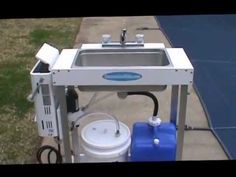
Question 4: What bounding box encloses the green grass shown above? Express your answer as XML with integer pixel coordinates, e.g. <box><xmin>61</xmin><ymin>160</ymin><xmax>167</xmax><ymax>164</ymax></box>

<box><xmin>30</xmin><ymin>28</ymin><xmax>74</xmax><ymax>47</ymax></box>
<box><xmin>0</xmin><ymin>18</ymin><xmax>81</xmax><ymax>164</ymax></box>
<box><xmin>0</xmin><ymin>59</ymin><xmax>31</xmax><ymax>116</ymax></box>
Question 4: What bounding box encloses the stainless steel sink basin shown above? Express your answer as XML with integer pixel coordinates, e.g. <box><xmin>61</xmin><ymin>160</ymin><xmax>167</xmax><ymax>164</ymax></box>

<box><xmin>74</xmin><ymin>48</ymin><xmax>170</xmax><ymax>67</ymax></box>
<box><xmin>51</xmin><ymin>43</ymin><xmax>194</xmax><ymax>92</ymax></box>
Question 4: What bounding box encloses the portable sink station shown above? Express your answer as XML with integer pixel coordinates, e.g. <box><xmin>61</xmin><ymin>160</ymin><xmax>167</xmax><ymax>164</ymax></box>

<box><xmin>28</xmin><ymin>29</ymin><xmax>194</xmax><ymax>163</ymax></box>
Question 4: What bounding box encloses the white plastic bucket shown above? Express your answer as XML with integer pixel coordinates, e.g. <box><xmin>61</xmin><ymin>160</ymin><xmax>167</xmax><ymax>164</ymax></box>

<box><xmin>80</xmin><ymin>120</ymin><xmax>131</xmax><ymax>162</ymax></box>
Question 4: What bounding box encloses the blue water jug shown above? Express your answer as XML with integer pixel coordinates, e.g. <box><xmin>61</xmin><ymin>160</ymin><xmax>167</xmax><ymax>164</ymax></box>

<box><xmin>130</xmin><ymin>122</ymin><xmax>176</xmax><ymax>161</ymax></box>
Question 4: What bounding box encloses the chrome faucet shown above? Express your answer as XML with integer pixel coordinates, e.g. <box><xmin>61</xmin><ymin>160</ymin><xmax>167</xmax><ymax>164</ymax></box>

<box><xmin>120</xmin><ymin>29</ymin><xmax>127</xmax><ymax>45</ymax></box>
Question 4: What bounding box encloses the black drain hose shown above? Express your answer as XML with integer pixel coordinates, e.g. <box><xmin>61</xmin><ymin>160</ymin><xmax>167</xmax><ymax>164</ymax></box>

<box><xmin>126</xmin><ymin>92</ymin><xmax>159</xmax><ymax>116</ymax></box>
<box><xmin>36</xmin><ymin>145</ymin><xmax>62</xmax><ymax>164</ymax></box>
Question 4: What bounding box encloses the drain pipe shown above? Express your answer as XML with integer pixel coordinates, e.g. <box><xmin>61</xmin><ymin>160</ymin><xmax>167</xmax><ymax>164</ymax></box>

<box><xmin>118</xmin><ymin>91</ymin><xmax>161</xmax><ymax>126</ymax></box>
<box><xmin>118</xmin><ymin>91</ymin><xmax>162</xmax><ymax>145</ymax></box>
<box><xmin>118</xmin><ymin>91</ymin><xmax>159</xmax><ymax>116</ymax></box>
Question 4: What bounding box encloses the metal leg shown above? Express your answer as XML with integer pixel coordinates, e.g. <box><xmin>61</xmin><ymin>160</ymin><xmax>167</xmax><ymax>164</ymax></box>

<box><xmin>72</xmin><ymin>128</ymin><xmax>80</xmax><ymax>163</ymax></box>
<box><xmin>170</xmin><ymin>85</ymin><xmax>179</xmax><ymax>125</ymax></box>
<box><xmin>176</xmin><ymin>85</ymin><xmax>188</xmax><ymax>160</ymax></box>
<box><xmin>55</xmin><ymin>86</ymin><xmax>72</xmax><ymax>163</ymax></box>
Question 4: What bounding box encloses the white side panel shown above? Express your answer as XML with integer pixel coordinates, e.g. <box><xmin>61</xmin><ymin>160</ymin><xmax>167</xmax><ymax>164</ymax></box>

<box><xmin>52</xmin><ymin>49</ymin><xmax>78</xmax><ymax>70</ymax></box>
<box><xmin>30</xmin><ymin>62</ymin><xmax>58</xmax><ymax>137</ymax></box>
<box><xmin>166</xmin><ymin>48</ymin><xmax>193</xmax><ymax>69</ymax></box>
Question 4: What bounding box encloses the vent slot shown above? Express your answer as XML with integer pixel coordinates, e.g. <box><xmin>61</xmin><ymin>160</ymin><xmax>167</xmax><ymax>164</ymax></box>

<box><xmin>46</xmin><ymin>121</ymin><xmax>53</xmax><ymax>129</ymax></box>
<box><xmin>41</xmin><ymin>121</ymin><xmax>44</xmax><ymax>130</ymax></box>
<box><xmin>41</xmin><ymin>84</ymin><xmax>51</xmax><ymax>106</ymax></box>
<box><xmin>44</xmin><ymin>106</ymin><xmax>51</xmax><ymax>115</ymax></box>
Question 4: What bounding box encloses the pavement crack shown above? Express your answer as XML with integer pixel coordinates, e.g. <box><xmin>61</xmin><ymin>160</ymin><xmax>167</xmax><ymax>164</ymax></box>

<box><xmin>136</xmin><ymin>27</ymin><xmax>160</xmax><ymax>30</ymax></box>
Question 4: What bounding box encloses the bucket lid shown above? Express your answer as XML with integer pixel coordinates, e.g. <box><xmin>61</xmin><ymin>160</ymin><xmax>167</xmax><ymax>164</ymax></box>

<box><xmin>81</xmin><ymin>120</ymin><xmax>130</xmax><ymax>150</ymax></box>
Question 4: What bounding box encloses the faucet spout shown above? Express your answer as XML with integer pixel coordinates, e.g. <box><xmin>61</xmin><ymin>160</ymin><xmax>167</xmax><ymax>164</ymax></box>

<box><xmin>120</xmin><ymin>29</ymin><xmax>127</xmax><ymax>45</ymax></box>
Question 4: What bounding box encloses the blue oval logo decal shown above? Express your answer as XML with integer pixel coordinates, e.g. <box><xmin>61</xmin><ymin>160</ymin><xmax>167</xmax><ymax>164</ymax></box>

<box><xmin>103</xmin><ymin>72</ymin><xmax>142</xmax><ymax>81</ymax></box>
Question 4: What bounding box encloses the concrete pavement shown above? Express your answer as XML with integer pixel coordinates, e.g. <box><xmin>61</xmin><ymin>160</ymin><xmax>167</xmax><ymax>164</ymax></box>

<box><xmin>42</xmin><ymin>16</ymin><xmax>227</xmax><ymax>162</ymax></box>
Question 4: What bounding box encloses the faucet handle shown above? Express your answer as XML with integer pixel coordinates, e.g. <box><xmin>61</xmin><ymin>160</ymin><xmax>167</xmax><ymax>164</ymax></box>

<box><xmin>102</xmin><ymin>34</ymin><xmax>111</xmax><ymax>43</ymax></box>
<box><xmin>136</xmin><ymin>34</ymin><xmax>144</xmax><ymax>43</ymax></box>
